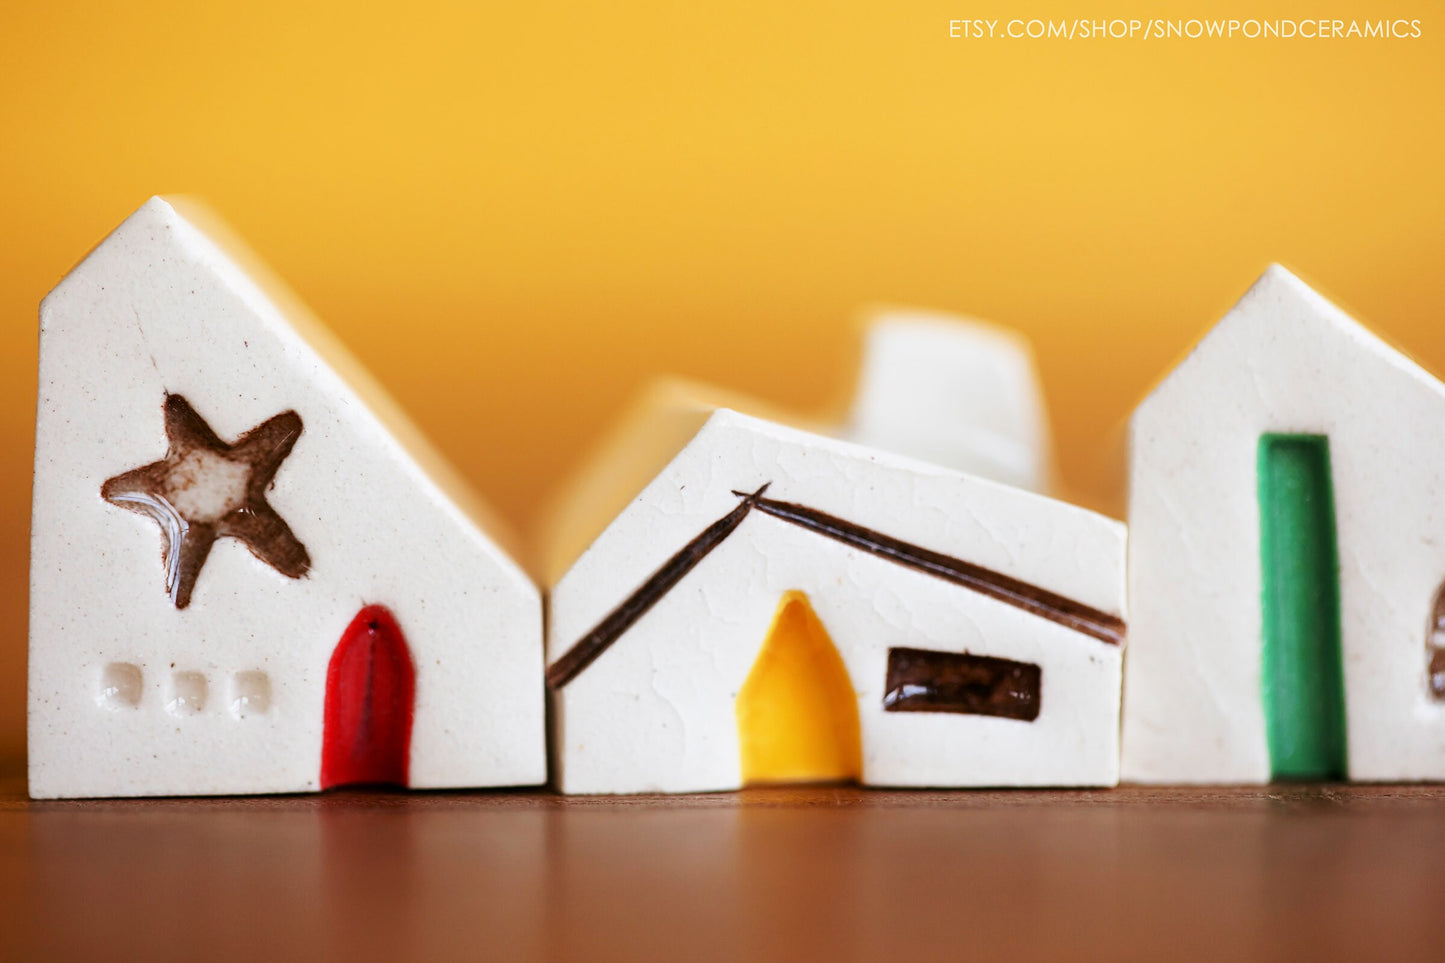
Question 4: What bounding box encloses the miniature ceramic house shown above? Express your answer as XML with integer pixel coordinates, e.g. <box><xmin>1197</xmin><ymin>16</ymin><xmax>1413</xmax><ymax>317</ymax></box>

<box><xmin>547</xmin><ymin>410</ymin><xmax>1126</xmax><ymax>794</ymax></box>
<box><xmin>1122</xmin><ymin>265</ymin><xmax>1445</xmax><ymax>784</ymax></box>
<box><xmin>29</xmin><ymin>197</ymin><xmax>544</xmax><ymax>798</ymax></box>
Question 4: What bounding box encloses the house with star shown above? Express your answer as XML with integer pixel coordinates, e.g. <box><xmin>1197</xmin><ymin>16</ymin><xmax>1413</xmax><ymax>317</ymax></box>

<box><xmin>29</xmin><ymin>196</ymin><xmax>544</xmax><ymax>798</ymax></box>
<box><xmin>546</xmin><ymin>409</ymin><xmax>1127</xmax><ymax>794</ymax></box>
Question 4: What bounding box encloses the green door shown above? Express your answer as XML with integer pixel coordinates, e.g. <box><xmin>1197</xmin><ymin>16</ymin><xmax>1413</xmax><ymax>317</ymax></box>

<box><xmin>1257</xmin><ymin>434</ymin><xmax>1347</xmax><ymax>779</ymax></box>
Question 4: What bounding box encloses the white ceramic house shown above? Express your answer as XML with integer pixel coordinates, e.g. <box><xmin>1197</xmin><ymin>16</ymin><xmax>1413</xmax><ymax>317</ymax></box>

<box><xmin>29</xmin><ymin>197</ymin><xmax>544</xmax><ymax>799</ymax></box>
<box><xmin>840</xmin><ymin>307</ymin><xmax>1051</xmax><ymax>492</ymax></box>
<box><xmin>1122</xmin><ymin>264</ymin><xmax>1445</xmax><ymax>784</ymax></box>
<box><xmin>547</xmin><ymin>410</ymin><xmax>1126</xmax><ymax>794</ymax></box>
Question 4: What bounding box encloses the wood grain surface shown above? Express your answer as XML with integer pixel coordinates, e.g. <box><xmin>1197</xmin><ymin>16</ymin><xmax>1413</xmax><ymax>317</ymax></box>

<box><xmin>4</xmin><ymin>768</ymin><xmax>1444</xmax><ymax>961</ymax></box>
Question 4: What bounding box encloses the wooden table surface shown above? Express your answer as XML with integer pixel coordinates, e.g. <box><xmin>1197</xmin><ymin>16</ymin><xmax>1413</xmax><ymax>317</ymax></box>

<box><xmin>4</xmin><ymin>766</ymin><xmax>1444</xmax><ymax>962</ymax></box>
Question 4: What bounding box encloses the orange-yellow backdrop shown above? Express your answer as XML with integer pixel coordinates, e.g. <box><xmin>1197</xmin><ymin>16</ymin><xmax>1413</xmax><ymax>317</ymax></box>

<box><xmin>1</xmin><ymin>1</ymin><xmax>1441</xmax><ymax>766</ymax></box>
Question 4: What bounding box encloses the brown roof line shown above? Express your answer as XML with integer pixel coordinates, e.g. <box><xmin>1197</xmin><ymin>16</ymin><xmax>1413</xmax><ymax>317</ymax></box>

<box><xmin>546</xmin><ymin>484</ymin><xmax>1124</xmax><ymax>689</ymax></box>
<box><xmin>747</xmin><ymin>495</ymin><xmax>1125</xmax><ymax>646</ymax></box>
<box><xmin>544</xmin><ymin>485</ymin><xmax>770</xmax><ymax>688</ymax></box>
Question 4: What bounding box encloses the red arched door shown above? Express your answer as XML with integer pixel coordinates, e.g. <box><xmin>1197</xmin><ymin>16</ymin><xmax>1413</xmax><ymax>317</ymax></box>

<box><xmin>321</xmin><ymin>605</ymin><xmax>416</xmax><ymax>789</ymax></box>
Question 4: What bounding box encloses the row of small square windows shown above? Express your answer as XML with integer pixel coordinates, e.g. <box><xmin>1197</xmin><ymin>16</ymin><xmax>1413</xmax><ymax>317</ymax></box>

<box><xmin>96</xmin><ymin>662</ymin><xmax>271</xmax><ymax>719</ymax></box>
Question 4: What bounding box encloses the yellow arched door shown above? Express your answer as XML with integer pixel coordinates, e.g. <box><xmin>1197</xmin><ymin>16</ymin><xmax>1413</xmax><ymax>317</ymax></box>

<box><xmin>735</xmin><ymin>591</ymin><xmax>862</xmax><ymax>785</ymax></box>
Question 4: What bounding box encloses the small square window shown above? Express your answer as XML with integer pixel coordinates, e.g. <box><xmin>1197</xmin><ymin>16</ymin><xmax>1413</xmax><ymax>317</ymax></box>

<box><xmin>166</xmin><ymin>671</ymin><xmax>207</xmax><ymax>717</ymax></box>
<box><xmin>96</xmin><ymin>663</ymin><xmax>142</xmax><ymax>710</ymax></box>
<box><xmin>229</xmin><ymin>671</ymin><xmax>271</xmax><ymax>719</ymax></box>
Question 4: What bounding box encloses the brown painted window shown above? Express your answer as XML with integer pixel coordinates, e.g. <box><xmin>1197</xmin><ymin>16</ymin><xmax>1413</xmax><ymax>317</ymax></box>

<box><xmin>882</xmin><ymin>647</ymin><xmax>1040</xmax><ymax>722</ymax></box>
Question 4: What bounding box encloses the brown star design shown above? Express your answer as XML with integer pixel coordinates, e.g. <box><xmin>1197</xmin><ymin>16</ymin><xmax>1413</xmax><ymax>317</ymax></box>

<box><xmin>102</xmin><ymin>393</ymin><xmax>311</xmax><ymax>609</ymax></box>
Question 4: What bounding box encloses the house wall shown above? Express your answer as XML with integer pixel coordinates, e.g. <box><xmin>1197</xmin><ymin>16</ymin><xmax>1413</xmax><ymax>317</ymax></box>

<box><xmin>1122</xmin><ymin>266</ymin><xmax>1445</xmax><ymax>783</ymax></box>
<box><xmin>29</xmin><ymin>200</ymin><xmax>544</xmax><ymax>798</ymax></box>
<box><xmin>549</xmin><ymin>411</ymin><xmax>1125</xmax><ymax>794</ymax></box>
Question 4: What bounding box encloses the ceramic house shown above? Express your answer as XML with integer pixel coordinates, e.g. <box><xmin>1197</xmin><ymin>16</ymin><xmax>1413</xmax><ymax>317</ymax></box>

<box><xmin>29</xmin><ymin>197</ymin><xmax>544</xmax><ymax>798</ymax></box>
<box><xmin>839</xmin><ymin>307</ymin><xmax>1051</xmax><ymax>492</ymax></box>
<box><xmin>546</xmin><ymin>409</ymin><xmax>1126</xmax><ymax>794</ymax></box>
<box><xmin>1122</xmin><ymin>265</ymin><xmax>1445</xmax><ymax>784</ymax></box>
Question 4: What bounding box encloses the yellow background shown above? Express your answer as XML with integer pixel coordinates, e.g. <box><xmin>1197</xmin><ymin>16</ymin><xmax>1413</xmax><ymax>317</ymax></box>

<box><xmin>1</xmin><ymin>1</ymin><xmax>1441</xmax><ymax>765</ymax></box>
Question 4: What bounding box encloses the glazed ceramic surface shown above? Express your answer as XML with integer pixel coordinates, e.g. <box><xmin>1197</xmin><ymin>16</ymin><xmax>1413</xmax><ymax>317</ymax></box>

<box><xmin>548</xmin><ymin>410</ymin><xmax>1125</xmax><ymax>794</ymax></box>
<box><xmin>30</xmin><ymin>197</ymin><xmax>544</xmax><ymax>798</ymax></box>
<box><xmin>1123</xmin><ymin>265</ymin><xmax>1445</xmax><ymax>784</ymax></box>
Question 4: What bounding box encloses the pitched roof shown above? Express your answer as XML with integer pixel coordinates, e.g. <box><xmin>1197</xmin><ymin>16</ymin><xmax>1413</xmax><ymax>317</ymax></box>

<box><xmin>45</xmin><ymin>196</ymin><xmax>529</xmax><ymax>585</ymax></box>
<box><xmin>1135</xmin><ymin>264</ymin><xmax>1445</xmax><ymax>418</ymax></box>
<box><xmin>547</xmin><ymin>413</ymin><xmax>1125</xmax><ymax>688</ymax></box>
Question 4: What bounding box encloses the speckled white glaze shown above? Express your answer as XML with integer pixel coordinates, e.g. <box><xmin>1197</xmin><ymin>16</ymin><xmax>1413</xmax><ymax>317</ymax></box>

<box><xmin>1122</xmin><ymin>265</ymin><xmax>1445</xmax><ymax>784</ymax></box>
<box><xmin>548</xmin><ymin>410</ymin><xmax>1125</xmax><ymax>794</ymax></box>
<box><xmin>29</xmin><ymin>197</ymin><xmax>544</xmax><ymax>799</ymax></box>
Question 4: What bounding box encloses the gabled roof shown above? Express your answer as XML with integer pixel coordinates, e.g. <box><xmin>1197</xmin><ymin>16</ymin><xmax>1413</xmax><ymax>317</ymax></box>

<box><xmin>1134</xmin><ymin>264</ymin><xmax>1445</xmax><ymax>418</ymax></box>
<box><xmin>42</xmin><ymin>196</ymin><xmax>529</xmax><ymax>588</ymax></box>
<box><xmin>547</xmin><ymin>410</ymin><xmax>1125</xmax><ymax>687</ymax></box>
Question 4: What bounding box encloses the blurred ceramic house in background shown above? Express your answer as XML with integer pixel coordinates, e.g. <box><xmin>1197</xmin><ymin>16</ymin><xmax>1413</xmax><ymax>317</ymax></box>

<box><xmin>839</xmin><ymin>308</ymin><xmax>1051</xmax><ymax>492</ymax></box>
<box><xmin>29</xmin><ymin>197</ymin><xmax>544</xmax><ymax>799</ymax></box>
<box><xmin>546</xmin><ymin>409</ymin><xmax>1126</xmax><ymax>794</ymax></box>
<box><xmin>1122</xmin><ymin>265</ymin><xmax>1445</xmax><ymax>784</ymax></box>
